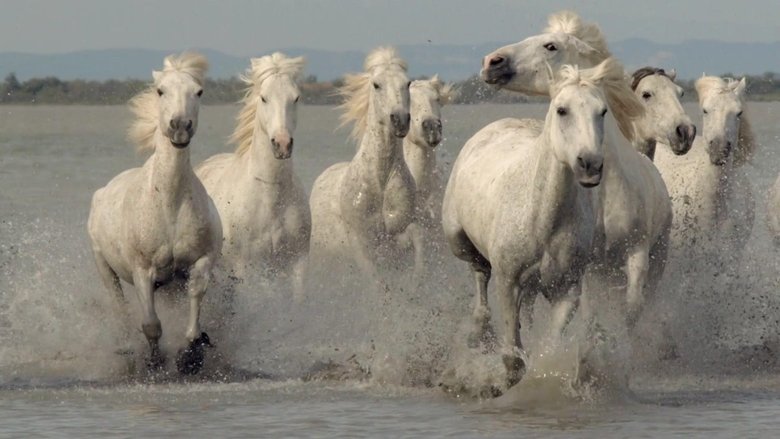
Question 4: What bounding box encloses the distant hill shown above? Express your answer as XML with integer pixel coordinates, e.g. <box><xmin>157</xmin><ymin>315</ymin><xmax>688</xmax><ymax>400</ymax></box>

<box><xmin>1</xmin><ymin>40</ymin><xmax>779</xmax><ymax>81</ymax></box>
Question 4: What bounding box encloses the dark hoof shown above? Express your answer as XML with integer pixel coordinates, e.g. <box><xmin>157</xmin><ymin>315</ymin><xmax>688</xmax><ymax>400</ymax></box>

<box><xmin>176</xmin><ymin>332</ymin><xmax>212</xmax><ymax>375</ymax></box>
<box><xmin>503</xmin><ymin>354</ymin><xmax>526</xmax><ymax>389</ymax></box>
<box><xmin>146</xmin><ymin>353</ymin><xmax>166</xmax><ymax>371</ymax></box>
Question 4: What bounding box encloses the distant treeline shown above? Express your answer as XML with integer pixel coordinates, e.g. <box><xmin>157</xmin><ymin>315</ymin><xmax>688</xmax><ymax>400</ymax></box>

<box><xmin>1</xmin><ymin>72</ymin><xmax>780</xmax><ymax>105</ymax></box>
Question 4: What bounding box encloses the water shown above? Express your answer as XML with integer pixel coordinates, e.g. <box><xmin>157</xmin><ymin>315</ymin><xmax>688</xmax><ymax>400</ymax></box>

<box><xmin>1</xmin><ymin>104</ymin><xmax>779</xmax><ymax>437</ymax></box>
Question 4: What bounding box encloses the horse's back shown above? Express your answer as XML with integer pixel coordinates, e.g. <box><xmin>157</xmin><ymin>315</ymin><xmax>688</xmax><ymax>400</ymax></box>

<box><xmin>443</xmin><ymin>118</ymin><xmax>541</xmax><ymax>258</ymax></box>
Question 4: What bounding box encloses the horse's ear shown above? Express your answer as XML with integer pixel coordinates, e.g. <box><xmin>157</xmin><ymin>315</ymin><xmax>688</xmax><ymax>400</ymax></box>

<box><xmin>667</xmin><ymin>69</ymin><xmax>677</xmax><ymax>81</ymax></box>
<box><xmin>152</xmin><ymin>70</ymin><xmax>163</xmax><ymax>83</ymax></box>
<box><xmin>566</xmin><ymin>35</ymin><xmax>598</xmax><ymax>56</ymax></box>
<box><xmin>734</xmin><ymin>77</ymin><xmax>747</xmax><ymax>97</ymax></box>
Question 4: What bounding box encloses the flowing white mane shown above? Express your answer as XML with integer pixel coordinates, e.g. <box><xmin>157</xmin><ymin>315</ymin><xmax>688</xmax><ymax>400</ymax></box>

<box><xmin>412</xmin><ymin>74</ymin><xmax>457</xmax><ymax>104</ymax></box>
<box><xmin>695</xmin><ymin>76</ymin><xmax>755</xmax><ymax>166</ymax></box>
<box><xmin>231</xmin><ymin>52</ymin><xmax>306</xmax><ymax>156</ymax></box>
<box><xmin>128</xmin><ymin>52</ymin><xmax>209</xmax><ymax>152</ymax></box>
<box><xmin>544</xmin><ymin>10</ymin><xmax>611</xmax><ymax>61</ymax></box>
<box><xmin>338</xmin><ymin>46</ymin><xmax>408</xmax><ymax>141</ymax></box>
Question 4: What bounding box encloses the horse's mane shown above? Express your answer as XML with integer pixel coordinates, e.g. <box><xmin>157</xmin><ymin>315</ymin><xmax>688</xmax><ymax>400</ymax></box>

<box><xmin>129</xmin><ymin>52</ymin><xmax>209</xmax><ymax>152</ymax></box>
<box><xmin>544</xmin><ymin>12</ymin><xmax>641</xmax><ymax>139</ymax></box>
<box><xmin>230</xmin><ymin>53</ymin><xmax>306</xmax><ymax>156</ymax></box>
<box><xmin>630</xmin><ymin>67</ymin><xmax>673</xmax><ymax>91</ymax></box>
<box><xmin>544</xmin><ymin>10</ymin><xmax>611</xmax><ymax>63</ymax></box>
<box><xmin>553</xmin><ymin>57</ymin><xmax>623</xmax><ymax>94</ymax></box>
<box><xmin>338</xmin><ymin>47</ymin><xmax>408</xmax><ymax>141</ymax></box>
<box><xmin>411</xmin><ymin>74</ymin><xmax>457</xmax><ymax>105</ymax></box>
<box><xmin>695</xmin><ymin>76</ymin><xmax>755</xmax><ymax>166</ymax></box>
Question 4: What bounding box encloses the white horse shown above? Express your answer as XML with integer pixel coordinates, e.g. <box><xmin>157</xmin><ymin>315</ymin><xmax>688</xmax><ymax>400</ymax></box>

<box><xmin>87</xmin><ymin>52</ymin><xmax>221</xmax><ymax>374</ymax></box>
<box><xmin>443</xmin><ymin>60</ymin><xmax>615</xmax><ymax>389</ymax></box>
<box><xmin>629</xmin><ymin>67</ymin><xmax>696</xmax><ymax>160</ymax></box>
<box><xmin>769</xmin><ymin>175</ymin><xmax>780</xmax><ymax>247</ymax></box>
<box><xmin>655</xmin><ymin>76</ymin><xmax>756</xmax><ymax>258</ymax></box>
<box><xmin>398</xmin><ymin>76</ymin><xmax>455</xmax><ymax>277</ymax></box>
<box><xmin>196</xmin><ymin>53</ymin><xmax>310</xmax><ymax>301</ymax></box>
<box><xmin>309</xmin><ymin>47</ymin><xmax>414</xmax><ymax>283</ymax></box>
<box><xmin>480</xmin><ymin>11</ymin><xmax>672</xmax><ymax>330</ymax></box>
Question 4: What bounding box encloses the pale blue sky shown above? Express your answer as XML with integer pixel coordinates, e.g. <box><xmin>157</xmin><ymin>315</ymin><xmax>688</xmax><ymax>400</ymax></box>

<box><xmin>0</xmin><ymin>0</ymin><xmax>778</xmax><ymax>55</ymax></box>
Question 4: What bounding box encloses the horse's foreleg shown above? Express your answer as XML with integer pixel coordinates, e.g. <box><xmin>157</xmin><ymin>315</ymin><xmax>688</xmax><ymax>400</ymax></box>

<box><xmin>132</xmin><ymin>267</ymin><xmax>163</xmax><ymax>369</ymax></box>
<box><xmin>406</xmin><ymin>222</ymin><xmax>426</xmax><ymax>285</ymax></box>
<box><xmin>177</xmin><ymin>256</ymin><xmax>214</xmax><ymax>375</ymax></box>
<box><xmin>625</xmin><ymin>246</ymin><xmax>649</xmax><ymax>331</ymax></box>
<box><xmin>290</xmin><ymin>254</ymin><xmax>307</xmax><ymax>304</ymax></box>
<box><xmin>496</xmin><ymin>272</ymin><xmax>526</xmax><ymax>389</ymax></box>
<box><xmin>184</xmin><ymin>256</ymin><xmax>213</xmax><ymax>342</ymax></box>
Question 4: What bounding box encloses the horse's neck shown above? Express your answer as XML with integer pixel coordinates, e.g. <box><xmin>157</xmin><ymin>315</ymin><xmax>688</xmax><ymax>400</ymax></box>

<box><xmin>528</xmin><ymin>132</ymin><xmax>577</xmax><ymax>237</ymax></box>
<box><xmin>403</xmin><ymin>138</ymin><xmax>435</xmax><ymax>195</ymax></box>
<box><xmin>148</xmin><ymin>131</ymin><xmax>194</xmax><ymax>200</ymax></box>
<box><xmin>351</xmin><ymin>116</ymin><xmax>404</xmax><ymax>188</ymax></box>
<box><xmin>247</xmin><ymin>124</ymin><xmax>293</xmax><ymax>186</ymax></box>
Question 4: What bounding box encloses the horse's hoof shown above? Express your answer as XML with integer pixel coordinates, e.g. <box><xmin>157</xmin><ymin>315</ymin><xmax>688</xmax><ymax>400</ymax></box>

<box><xmin>146</xmin><ymin>354</ymin><xmax>166</xmax><ymax>371</ymax></box>
<box><xmin>176</xmin><ymin>332</ymin><xmax>212</xmax><ymax>375</ymax></box>
<box><xmin>503</xmin><ymin>354</ymin><xmax>526</xmax><ymax>389</ymax></box>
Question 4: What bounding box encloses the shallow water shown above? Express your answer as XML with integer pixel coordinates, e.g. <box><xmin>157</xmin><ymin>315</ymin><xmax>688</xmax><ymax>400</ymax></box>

<box><xmin>1</xmin><ymin>104</ymin><xmax>779</xmax><ymax>437</ymax></box>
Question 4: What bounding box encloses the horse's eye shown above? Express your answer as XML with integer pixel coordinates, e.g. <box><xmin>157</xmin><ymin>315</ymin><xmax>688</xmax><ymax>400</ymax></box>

<box><xmin>543</xmin><ymin>43</ymin><xmax>558</xmax><ymax>52</ymax></box>
<box><xmin>196</xmin><ymin>89</ymin><xmax>203</xmax><ymax>97</ymax></box>
<box><xmin>261</xmin><ymin>96</ymin><xmax>267</xmax><ymax>103</ymax></box>
<box><xmin>736</xmin><ymin>110</ymin><xmax>743</xmax><ymax>118</ymax></box>
<box><xmin>556</xmin><ymin>107</ymin><xmax>567</xmax><ymax>116</ymax></box>
<box><xmin>600</xmin><ymin>108</ymin><xmax>608</xmax><ymax>117</ymax></box>
<box><xmin>703</xmin><ymin>109</ymin><xmax>709</xmax><ymax>115</ymax></box>
<box><xmin>373</xmin><ymin>82</ymin><xmax>380</xmax><ymax>90</ymax></box>
<box><xmin>294</xmin><ymin>96</ymin><xmax>300</xmax><ymax>103</ymax></box>
<box><xmin>642</xmin><ymin>92</ymin><xmax>652</xmax><ymax>100</ymax></box>
<box><xmin>157</xmin><ymin>89</ymin><xmax>163</xmax><ymax>97</ymax></box>
<box><xmin>407</xmin><ymin>81</ymin><xmax>412</xmax><ymax>88</ymax></box>
<box><xmin>680</xmin><ymin>90</ymin><xmax>684</xmax><ymax>98</ymax></box>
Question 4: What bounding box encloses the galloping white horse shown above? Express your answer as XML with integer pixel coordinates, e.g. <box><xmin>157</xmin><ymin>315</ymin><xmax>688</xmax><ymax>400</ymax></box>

<box><xmin>196</xmin><ymin>53</ymin><xmax>310</xmax><ymax>300</ymax></box>
<box><xmin>655</xmin><ymin>76</ymin><xmax>756</xmax><ymax>258</ymax></box>
<box><xmin>443</xmin><ymin>60</ymin><xmax>615</xmax><ymax>390</ymax></box>
<box><xmin>399</xmin><ymin>76</ymin><xmax>455</xmax><ymax>276</ymax></box>
<box><xmin>87</xmin><ymin>52</ymin><xmax>221</xmax><ymax>374</ymax></box>
<box><xmin>480</xmin><ymin>11</ymin><xmax>672</xmax><ymax>330</ymax></box>
<box><xmin>769</xmin><ymin>175</ymin><xmax>780</xmax><ymax>247</ymax></box>
<box><xmin>309</xmin><ymin>47</ymin><xmax>414</xmax><ymax>282</ymax></box>
<box><xmin>629</xmin><ymin>67</ymin><xmax>696</xmax><ymax>160</ymax></box>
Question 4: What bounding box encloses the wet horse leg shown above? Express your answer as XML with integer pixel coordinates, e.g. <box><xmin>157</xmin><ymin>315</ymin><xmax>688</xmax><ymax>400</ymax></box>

<box><xmin>177</xmin><ymin>256</ymin><xmax>214</xmax><ymax>375</ymax></box>
<box><xmin>132</xmin><ymin>267</ymin><xmax>163</xmax><ymax>369</ymax></box>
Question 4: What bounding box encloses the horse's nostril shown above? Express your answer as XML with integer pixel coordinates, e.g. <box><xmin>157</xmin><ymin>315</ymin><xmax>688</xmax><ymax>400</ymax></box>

<box><xmin>489</xmin><ymin>56</ymin><xmax>505</xmax><ymax>67</ymax></box>
<box><xmin>577</xmin><ymin>157</ymin><xmax>587</xmax><ymax>169</ymax></box>
<box><xmin>170</xmin><ymin>119</ymin><xmax>177</xmax><ymax>129</ymax></box>
<box><xmin>186</xmin><ymin>120</ymin><xmax>193</xmax><ymax>130</ymax></box>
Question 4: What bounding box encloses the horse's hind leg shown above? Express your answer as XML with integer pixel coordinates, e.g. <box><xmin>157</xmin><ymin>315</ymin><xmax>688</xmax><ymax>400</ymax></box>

<box><xmin>132</xmin><ymin>267</ymin><xmax>164</xmax><ymax>370</ymax></box>
<box><xmin>495</xmin><ymin>272</ymin><xmax>526</xmax><ymax>389</ymax></box>
<box><xmin>447</xmin><ymin>228</ymin><xmax>494</xmax><ymax>348</ymax></box>
<box><xmin>92</xmin><ymin>249</ymin><xmax>124</xmax><ymax>307</ymax></box>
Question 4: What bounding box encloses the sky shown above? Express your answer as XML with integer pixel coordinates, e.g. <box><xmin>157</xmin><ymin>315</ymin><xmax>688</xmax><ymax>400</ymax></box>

<box><xmin>0</xmin><ymin>0</ymin><xmax>778</xmax><ymax>56</ymax></box>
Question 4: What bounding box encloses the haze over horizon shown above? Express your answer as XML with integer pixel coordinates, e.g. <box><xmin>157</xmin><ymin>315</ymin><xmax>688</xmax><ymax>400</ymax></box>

<box><xmin>1</xmin><ymin>0</ymin><xmax>778</xmax><ymax>56</ymax></box>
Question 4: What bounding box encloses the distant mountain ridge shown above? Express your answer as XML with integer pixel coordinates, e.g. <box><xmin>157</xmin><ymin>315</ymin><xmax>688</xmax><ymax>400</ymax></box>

<box><xmin>1</xmin><ymin>40</ymin><xmax>778</xmax><ymax>82</ymax></box>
